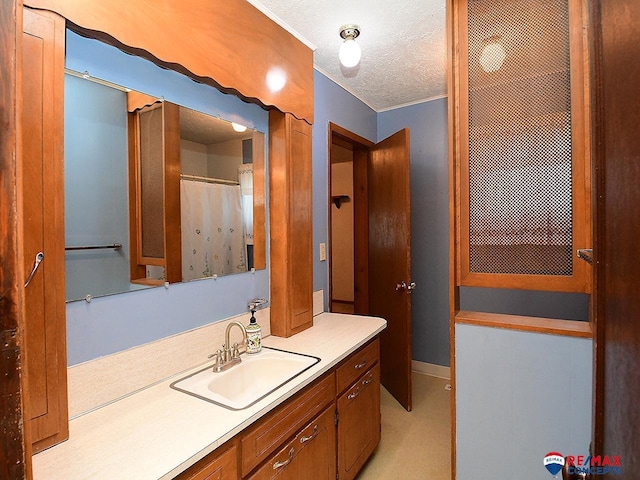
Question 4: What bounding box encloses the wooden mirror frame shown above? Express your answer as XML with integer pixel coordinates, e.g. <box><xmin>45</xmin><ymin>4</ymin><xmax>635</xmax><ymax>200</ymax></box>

<box><xmin>24</xmin><ymin>0</ymin><xmax>314</xmax><ymax>123</ymax></box>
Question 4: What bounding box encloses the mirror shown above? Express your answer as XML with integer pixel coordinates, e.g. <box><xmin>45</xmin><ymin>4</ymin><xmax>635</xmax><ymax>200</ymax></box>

<box><xmin>64</xmin><ymin>72</ymin><xmax>267</xmax><ymax>302</ymax></box>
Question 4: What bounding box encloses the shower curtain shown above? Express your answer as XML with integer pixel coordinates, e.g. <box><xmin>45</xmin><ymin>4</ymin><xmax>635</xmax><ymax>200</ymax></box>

<box><xmin>238</xmin><ymin>163</ymin><xmax>254</xmax><ymax>246</ymax></box>
<box><xmin>180</xmin><ymin>179</ymin><xmax>247</xmax><ymax>281</ymax></box>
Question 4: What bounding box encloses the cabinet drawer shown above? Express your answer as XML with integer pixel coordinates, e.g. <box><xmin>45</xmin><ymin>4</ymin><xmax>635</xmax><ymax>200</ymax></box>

<box><xmin>246</xmin><ymin>405</ymin><xmax>336</xmax><ymax>480</ymax></box>
<box><xmin>240</xmin><ymin>372</ymin><xmax>335</xmax><ymax>477</ymax></box>
<box><xmin>336</xmin><ymin>339</ymin><xmax>379</xmax><ymax>394</ymax></box>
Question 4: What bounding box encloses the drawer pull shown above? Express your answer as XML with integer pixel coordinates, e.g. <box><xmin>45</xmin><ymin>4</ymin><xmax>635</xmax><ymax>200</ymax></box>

<box><xmin>273</xmin><ymin>447</ymin><xmax>295</xmax><ymax>470</ymax></box>
<box><xmin>300</xmin><ymin>425</ymin><xmax>318</xmax><ymax>444</ymax></box>
<box><xmin>362</xmin><ymin>374</ymin><xmax>374</xmax><ymax>386</ymax></box>
<box><xmin>348</xmin><ymin>387</ymin><xmax>360</xmax><ymax>400</ymax></box>
<box><xmin>354</xmin><ymin>360</ymin><xmax>367</xmax><ymax>370</ymax></box>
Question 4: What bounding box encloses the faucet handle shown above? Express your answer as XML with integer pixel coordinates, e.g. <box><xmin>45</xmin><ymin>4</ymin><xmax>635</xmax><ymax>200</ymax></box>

<box><xmin>231</xmin><ymin>342</ymin><xmax>241</xmax><ymax>359</ymax></box>
<box><xmin>207</xmin><ymin>350</ymin><xmax>223</xmax><ymax>371</ymax></box>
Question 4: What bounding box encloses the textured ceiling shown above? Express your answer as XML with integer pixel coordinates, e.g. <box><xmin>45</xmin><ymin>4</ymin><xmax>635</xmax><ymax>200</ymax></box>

<box><xmin>249</xmin><ymin>0</ymin><xmax>448</xmax><ymax>112</ymax></box>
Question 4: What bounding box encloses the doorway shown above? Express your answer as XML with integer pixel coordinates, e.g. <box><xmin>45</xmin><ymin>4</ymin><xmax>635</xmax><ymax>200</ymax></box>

<box><xmin>327</xmin><ymin>122</ymin><xmax>414</xmax><ymax>411</ymax></box>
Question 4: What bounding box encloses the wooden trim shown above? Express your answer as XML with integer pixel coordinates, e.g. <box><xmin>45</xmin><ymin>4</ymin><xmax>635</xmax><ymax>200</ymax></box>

<box><xmin>1</xmin><ymin>0</ymin><xmax>31</xmax><ymax>477</ymax></box>
<box><xmin>446</xmin><ymin>0</ymin><xmax>460</xmax><ymax>478</ymax></box>
<box><xmin>455</xmin><ymin>310</ymin><xmax>593</xmax><ymax>338</ymax></box>
<box><xmin>589</xmin><ymin>0</ymin><xmax>605</xmax><ymax>456</ymax></box>
<box><xmin>24</xmin><ymin>0</ymin><xmax>314</xmax><ymax>123</ymax></box>
<box><xmin>252</xmin><ymin>131</ymin><xmax>266</xmax><ymax>271</ymax></box>
<box><xmin>329</xmin><ymin>122</ymin><xmax>375</xmax><ymax>149</ymax></box>
<box><xmin>163</xmin><ymin>101</ymin><xmax>182</xmax><ymax>284</ymax></box>
<box><xmin>328</xmin><ymin>123</ymin><xmax>373</xmax><ymax>316</ymax></box>
<box><xmin>127</xmin><ymin>111</ymin><xmax>146</xmax><ymax>282</ymax></box>
<box><xmin>353</xmin><ymin>148</ymin><xmax>369</xmax><ymax>315</ymax></box>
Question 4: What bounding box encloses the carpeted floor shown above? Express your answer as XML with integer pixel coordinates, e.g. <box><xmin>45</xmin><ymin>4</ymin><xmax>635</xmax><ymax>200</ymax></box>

<box><xmin>357</xmin><ymin>373</ymin><xmax>452</xmax><ymax>480</ymax></box>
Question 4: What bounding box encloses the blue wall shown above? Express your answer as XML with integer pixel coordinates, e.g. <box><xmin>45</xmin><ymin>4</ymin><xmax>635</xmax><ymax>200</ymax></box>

<box><xmin>378</xmin><ymin>99</ymin><xmax>451</xmax><ymax>367</ymax></box>
<box><xmin>64</xmin><ymin>75</ymin><xmax>131</xmax><ymax>301</ymax></box>
<box><xmin>312</xmin><ymin>71</ymin><xmax>377</xmax><ymax>300</ymax></box>
<box><xmin>65</xmin><ymin>31</ymin><xmax>269</xmax><ymax>366</ymax></box>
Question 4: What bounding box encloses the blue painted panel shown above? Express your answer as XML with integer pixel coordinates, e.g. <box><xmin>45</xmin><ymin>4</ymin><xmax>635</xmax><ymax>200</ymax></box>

<box><xmin>456</xmin><ymin>324</ymin><xmax>592</xmax><ymax>480</ymax></box>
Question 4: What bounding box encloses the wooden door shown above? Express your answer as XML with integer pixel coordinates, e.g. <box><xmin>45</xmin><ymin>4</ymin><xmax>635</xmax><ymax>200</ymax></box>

<box><xmin>591</xmin><ymin>0</ymin><xmax>640</xmax><ymax>469</ymax></box>
<box><xmin>21</xmin><ymin>7</ymin><xmax>68</xmax><ymax>452</ymax></box>
<box><xmin>368</xmin><ymin>129</ymin><xmax>413</xmax><ymax>411</ymax></box>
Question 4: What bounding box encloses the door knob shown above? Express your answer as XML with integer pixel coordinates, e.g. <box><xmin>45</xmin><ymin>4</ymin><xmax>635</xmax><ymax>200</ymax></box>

<box><xmin>395</xmin><ymin>281</ymin><xmax>417</xmax><ymax>293</ymax></box>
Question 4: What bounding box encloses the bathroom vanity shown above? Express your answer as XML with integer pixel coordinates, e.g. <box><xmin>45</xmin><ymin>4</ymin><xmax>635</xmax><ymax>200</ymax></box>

<box><xmin>31</xmin><ymin>313</ymin><xmax>386</xmax><ymax>479</ymax></box>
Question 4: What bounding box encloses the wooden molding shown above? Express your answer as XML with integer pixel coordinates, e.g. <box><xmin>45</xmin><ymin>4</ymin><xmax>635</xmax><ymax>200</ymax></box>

<box><xmin>455</xmin><ymin>310</ymin><xmax>593</xmax><ymax>338</ymax></box>
<box><xmin>1</xmin><ymin>1</ymin><xmax>32</xmax><ymax>477</ymax></box>
<box><xmin>24</xmin><ymin>0</ymin><xmax>314</xmax><ymax>123</ymax></box>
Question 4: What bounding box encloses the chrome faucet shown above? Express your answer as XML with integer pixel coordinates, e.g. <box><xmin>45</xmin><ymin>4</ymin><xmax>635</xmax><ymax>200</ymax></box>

<box><xmin>225</xmin><ymin>321</ymin><xmax>248</xmax><ymax>359</ymax></box>
<box><xmin>208</xmin><ymin>321</ymin><xmax>248</xmax><ymax>373</ymax></box>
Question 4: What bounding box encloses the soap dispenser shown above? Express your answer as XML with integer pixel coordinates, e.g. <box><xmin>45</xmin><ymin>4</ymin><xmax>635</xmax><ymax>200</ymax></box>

<box><xmin>246</xmin><ymin>299</ymin><xmax>266</xmax><ymax>354</ymax></box>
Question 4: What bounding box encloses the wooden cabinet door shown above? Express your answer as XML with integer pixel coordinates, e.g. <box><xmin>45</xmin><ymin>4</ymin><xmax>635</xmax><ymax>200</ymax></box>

<box><xmin>247</xmin><ymin>406</ymin><xmax>336</xmax><ymax>480</ymax></box>
<box><xmin>21</xmin><ymin>6</ymin><xmax>69</xmax><ymax>453</ymax></box>
<box><xmin>337</xmin><ymin>363</ymin><xmax>381</xmax><ymax>480</ymax></box>
<box><xmin>175</xmin><ymin>443</ymin><xmax>237</xmax><ymax>480</ymax></box>
<box><xmin>128</xmin><ymin>101</ymin><xmax>182</xmax><ymax>285</ymax></box>
<box><xmin>269</xmin><ymin>111</ymin><xmax>313</xmax><ymax>337</ymax></box>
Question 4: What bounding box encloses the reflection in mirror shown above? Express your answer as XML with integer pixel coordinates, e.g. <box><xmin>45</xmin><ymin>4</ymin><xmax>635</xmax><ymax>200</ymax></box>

<box><xmin>64</xmin><ymin>72</ymin><xmax>266</xmax><ymax>302</ymax></box>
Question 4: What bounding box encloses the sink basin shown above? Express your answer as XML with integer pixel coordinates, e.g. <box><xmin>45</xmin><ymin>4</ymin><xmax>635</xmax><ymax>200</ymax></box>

<box><xmin>170</xmin><ymin>347</ymin><xmax>320</xmax><ymax>410</ymax></box>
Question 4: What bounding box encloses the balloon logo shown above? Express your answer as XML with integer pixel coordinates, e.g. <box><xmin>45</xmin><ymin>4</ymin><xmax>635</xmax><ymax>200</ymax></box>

<box><xmin>543</xmin><ymin>452</ymin><xmax>565</xmax><ymax>476</ymax></box>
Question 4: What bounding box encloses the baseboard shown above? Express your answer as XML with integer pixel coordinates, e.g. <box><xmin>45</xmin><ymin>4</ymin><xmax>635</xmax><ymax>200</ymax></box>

<box><xmin>412</xmin><ymin>360</ymin><xmax>451</xmax><ymax>380</ymax></box>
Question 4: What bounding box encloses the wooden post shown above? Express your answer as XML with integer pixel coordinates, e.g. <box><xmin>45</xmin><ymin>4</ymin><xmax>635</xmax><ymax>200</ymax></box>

<box><xmin>0</xmin><ymin>0</ymin><xmax>32</xmax><ymax>478</ymax></box>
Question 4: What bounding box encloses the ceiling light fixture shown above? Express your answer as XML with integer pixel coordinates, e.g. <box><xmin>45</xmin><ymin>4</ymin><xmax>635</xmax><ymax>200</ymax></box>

<box><xmin>339</xmin><ymin>24</ymin><xmax>361</xmax><ymax>68</ymax></box>
<box><xmin>480</xmin><ymin>35</ymin><xmax>506</xmax><ymax>73</ymax></box>
<box><xmin>232</xmin><ymin>122</ymin><xmax>247</xmax><ymax>133</ymax></box>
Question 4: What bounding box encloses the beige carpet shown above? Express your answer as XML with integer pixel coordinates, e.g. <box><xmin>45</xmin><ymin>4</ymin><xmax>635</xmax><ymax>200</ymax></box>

<box><xmin>357</xmin><ymin>373</ymin><xmax>452</xmax><ymax>480</ymax></box>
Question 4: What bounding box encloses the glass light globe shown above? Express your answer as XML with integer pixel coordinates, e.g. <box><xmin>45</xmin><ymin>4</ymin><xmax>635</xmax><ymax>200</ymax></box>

<box><xmin>232</xmin><ymin>122</ymin><xmax>247</xmax><ymax>133</ymax></box>
<box><xmin>339</xmin><ymin>38</ymin><xmax>361</xmax><ymax>68</ymax></box>
<box><xmin>480</xmin><ymin>43</ymin><xmax>506</xmax><ymax>73</ymax></box>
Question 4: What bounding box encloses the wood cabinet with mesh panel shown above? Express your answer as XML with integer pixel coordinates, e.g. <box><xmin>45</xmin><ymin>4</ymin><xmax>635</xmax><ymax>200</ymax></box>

<box><xmin>450</xmin><ymin>0</ymin><xmax>591</xmax><ymax>294</ymax></box>
<box><xmin>128</xmin><ymin>100</ymin><xmax>182</xmax><ymax>285</ymax></box>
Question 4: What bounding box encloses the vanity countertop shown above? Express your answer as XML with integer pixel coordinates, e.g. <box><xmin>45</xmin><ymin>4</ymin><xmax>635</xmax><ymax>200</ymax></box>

<box><xmin>32</xmin><ymin>313</ymin><xmax>386</xmax><ymax>480</ymax></box>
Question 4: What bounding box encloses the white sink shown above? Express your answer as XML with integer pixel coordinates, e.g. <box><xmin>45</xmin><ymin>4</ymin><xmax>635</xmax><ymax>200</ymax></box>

<box><xmin>170</xmin><ymin>348</ymin><xmax>320</xmax><ymax>410</ymax></box>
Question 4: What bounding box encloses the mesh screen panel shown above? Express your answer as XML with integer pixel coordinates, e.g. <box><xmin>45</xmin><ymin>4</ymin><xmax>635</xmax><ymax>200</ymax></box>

<box><xmin>467</xmin><ymin>0</ymin><xmax>573</xmax><ymax>276</ymax></box>
<box><xmin>139</xmin><ymin>106</ymin><xmax>165</xmax><ymax>259</ymax></box>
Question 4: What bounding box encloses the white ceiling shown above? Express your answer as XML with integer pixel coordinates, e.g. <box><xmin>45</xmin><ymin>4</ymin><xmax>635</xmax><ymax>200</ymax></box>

<box><xmin>248</xmin><ymin>0</ymin><xmax>448</xmax><ymax>112</ymax></box>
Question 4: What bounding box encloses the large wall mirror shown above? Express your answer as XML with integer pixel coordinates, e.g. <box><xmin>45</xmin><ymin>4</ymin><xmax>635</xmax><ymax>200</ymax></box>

<box><xmin>64</xmin><ymin>31</ymin><xmax>268</xmax><ymax>303</ymax></box>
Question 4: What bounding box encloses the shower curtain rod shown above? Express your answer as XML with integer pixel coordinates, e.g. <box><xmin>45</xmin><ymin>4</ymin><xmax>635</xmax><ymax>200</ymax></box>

<box><xmin>180</xmin><ymin>174</ymin><xmax>239</xmax><ymax>186</ymax></box>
